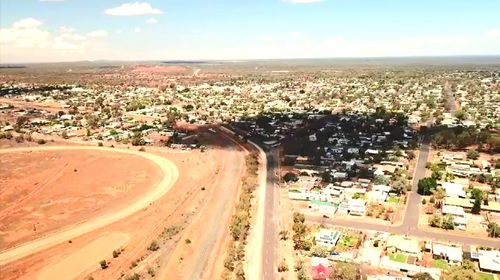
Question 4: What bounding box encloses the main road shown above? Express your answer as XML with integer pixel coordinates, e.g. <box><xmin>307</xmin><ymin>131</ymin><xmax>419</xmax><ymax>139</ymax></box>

<box><xmin>0</xmin><ymin>145</ymin><xmax>179</xmax><ymax>265</ymax></box>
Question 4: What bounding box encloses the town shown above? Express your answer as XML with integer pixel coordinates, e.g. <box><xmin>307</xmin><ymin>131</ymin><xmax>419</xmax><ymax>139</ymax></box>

<box><xmin>0</xmin><ymin>62</ymin><xmax>498</xmax><ymax>280</ymax></box>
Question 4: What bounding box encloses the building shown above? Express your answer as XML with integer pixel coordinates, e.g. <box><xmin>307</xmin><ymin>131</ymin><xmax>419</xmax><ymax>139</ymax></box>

<box><xmin>347</xmin><ymin>199</ymin><xmax>367</xmax><ymax>216</ymax></box>
<box><xmin>441</xmin><ymin>205</ymin><xmax>467</xmax><ymax>230</ymax></box>
<box><xmin>315</xmin><ymin>229</ymin><xmax>342</xmax><ymax>250</ymax></box>
<box><xmin>309</xmin><ymin>200</ymin><xmax>337</xmax><ymax>214</ymax></box>
<box><xmin>386</xmin><ymin>235</ymin><xmax>421</xmax><ymax>258</ymax></box>
<box><xmin>432</xmin><ymin>242</ymin><xmax>463</xmax><ymax>265</ymax></box>
<box><xmin>476</xmin><ymin>250</ymin><xmax>500</xmax><ymax>273</ymax></box>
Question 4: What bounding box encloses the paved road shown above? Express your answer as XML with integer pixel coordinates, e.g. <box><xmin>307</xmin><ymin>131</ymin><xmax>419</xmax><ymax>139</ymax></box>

<box><xmin>262</xmin><ymin>149</ymin><xmax>278</xmax><ymax>280</ymax></box>
<box><xmin>0</xmin><ymin>146</ymin><xmax>179</xmax><ymax>266</ymax></box>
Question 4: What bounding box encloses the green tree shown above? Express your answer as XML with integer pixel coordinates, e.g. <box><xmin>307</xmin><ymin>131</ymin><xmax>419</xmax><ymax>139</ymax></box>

<box><xmin>310</xmin><ymin>245</ymin><xmax>329</xmax><ymax>258</ymax></box>
<box><xmin>466</xmin><ymin>150</ymin><xmax>479</xmax><ymax>160</ymax></box>
<box><xmin>487</xmin><ymin>222</ymin><xmax>499</xmax><ymax>238</ymax></box>
<box><xmin>471</xmin><ymin>197</ymin><xmax>481</xmax><ymax>214</ymax></box>
<box><xmin>441</xmin><ymin>215</ymin><xmax>455</xmax><ymax>230</ymax></box>
<box><xmin>429</xmin><ymin>214</ymin><xmax>441</xmax><ymax>228</ymax></box>
<box><xmin>417</xmin><ymin>177</ymin><xmax>437</xmax><ymax>195</ymax></box>
<box><xmin>283</xmin><ymin>172</ymin><xmax>298</xmax><ymax>183</ymax></box>
<box><xmin>329</xmin><ymin>262</ymin><xmax>360</xmax><ymax>280</ymax></box>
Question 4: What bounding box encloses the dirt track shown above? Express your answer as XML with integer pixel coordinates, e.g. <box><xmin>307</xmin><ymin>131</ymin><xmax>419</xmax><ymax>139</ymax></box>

<box><xmin>0</xmin><ymin>145</ymin><xmax>179</xmax><ymax>266</ymax></box>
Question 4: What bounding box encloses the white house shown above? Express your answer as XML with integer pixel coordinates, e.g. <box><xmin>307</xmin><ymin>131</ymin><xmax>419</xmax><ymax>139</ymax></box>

<box><xmin>432</xmin><ymin>243</ymin><xmax>463</xmax><ymax>264</ymax></box>
<box><xmin>348</xmin><ymin>199</ymin><xmax>366</xmax><ymax>216</ymax></box>
<box><xmin>315</xmin><ymin>229</ymin><xmax>342</xmax><ymax>250</ymax></box>
<box><xmin>441</xmin><ymin>205</ymin><xmax>467</xmax><ymax>230</ymax></box>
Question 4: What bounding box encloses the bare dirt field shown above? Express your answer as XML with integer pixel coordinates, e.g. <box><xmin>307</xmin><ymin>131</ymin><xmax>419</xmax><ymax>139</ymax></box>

<box><xmin>0</xmin><ymin>131</ymin><xmax>246</xmax><ymax>280</ymax></box>
<box><xmin>0</xmin><ymin>148</ymin><xmax>162</xmax><ymax>250</ymax></box>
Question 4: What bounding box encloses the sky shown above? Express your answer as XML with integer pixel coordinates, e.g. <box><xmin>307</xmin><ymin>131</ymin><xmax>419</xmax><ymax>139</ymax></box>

<box><xmin>1</xmin><ymin>0</ymin><xmax>499</xmax><ymax>63</ymax></box>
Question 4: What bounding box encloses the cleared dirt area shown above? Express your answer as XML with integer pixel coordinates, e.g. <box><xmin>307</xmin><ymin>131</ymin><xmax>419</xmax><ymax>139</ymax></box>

<box><xmin>38</xmin><ymin>232</ymin><xmax>130</xmax><ymax>280</ymax></box>
<box><xmin>129</xmin><ymin>65</ymin><xmax>189</xmax><ymax>74</ymax></box>
<box><xmin>0</xmin><ymin>148</ymin><xmax>162</xmax><ymax>250</ymax></box>
<box><xmin>0</xmin><ymin>131</ymin><xmax>246</xmax><ymax>280</ymax></box>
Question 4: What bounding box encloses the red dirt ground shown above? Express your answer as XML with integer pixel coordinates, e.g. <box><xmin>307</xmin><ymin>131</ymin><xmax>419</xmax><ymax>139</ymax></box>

<box><xmin>0</xmin><ymin>131</ymin><xmax>244</xmax><ymax>280</ymax></box>
<box><xmin>0</xmin><ymin>149</ymin><xmax>162</xmax><ymax>249</ymax></box>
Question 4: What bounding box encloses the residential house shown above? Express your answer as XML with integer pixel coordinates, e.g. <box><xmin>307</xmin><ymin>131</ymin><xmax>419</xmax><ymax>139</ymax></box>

<box><xmin>386</xmin><ymin>235</ymin><xmax>421</xmax><ymax>258</ymax></box>
<box><xmin>432</xmin><ymin>242</ymin><xmax>463</xmax><ymax>265</ymax></box>
<box><xmin>315</xmin><ymin>229</ymin><xmax>342</xmax><ymax>250</ymax></box>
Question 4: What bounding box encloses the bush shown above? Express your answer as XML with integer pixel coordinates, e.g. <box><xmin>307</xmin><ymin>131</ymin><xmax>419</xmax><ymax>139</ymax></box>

<box><xmin>283</xmin><ymin>172</ymin><xmax>298</xmax><ymax>183</ymax></box>
<box><xmin>98</xmin><ymin>142</ymin><xmax>103</xmax><ymax>147</ymax></box>
<box><xmin>37</xmin><ymin>139</ymin><xmax>46</xmax><ymax>145</ymax></box>
<box><xmin>15</xmin><ymin>134</ymin><xmax>24</xmax><ymax>143</ymax></box>
<box><xmin>422</xmin><ymin>198</ymin><xmax>427</xmax><ymax>205</ymax></box>
<box><xmin>99</xmin><ymin>260</ymin><xmax>108</xmax><ymax>269</ymax></box>
<box><xmin>112</xmin><ymin>249</ymin><xmax>121</xmax><ymax>258</ymax></box>
<box><xmin>417</xmin><ymin>177</ymin><xmax>437</xmax><ymax>195</ymax></box>
<box><xmin>466</xmin><ymin>150</ymin><xmax>479</xmax><ymax>160</ymax></box>
<box><xmin>185</xmin><ymin>239</ymin><xmax>191</xmax><ymax>244</ymax></box>
<box><xmin>278</xmin><ymin>259</ymin><xmax>289</xmax><ymax>272</ymax></box>
<box><xmin>147</xmin><ymin>240</ymin><xmax>159</xmax><ymax>251</ymax></box>
<box><xmin>124</xmin><ymin>273</ymin><xmax>140</xmax><ymax>280</ymax></box>
<box><xmin>139</xmin><ymin>147</ymin><xmax>146</xmax><ymax>152</ymax></box>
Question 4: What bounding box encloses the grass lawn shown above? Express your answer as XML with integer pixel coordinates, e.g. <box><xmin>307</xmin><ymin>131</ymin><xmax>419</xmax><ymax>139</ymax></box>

<box><xmin>389</xmin><ymin>253</ymin><xmax>408</xmax><ymax>263</ymax></box>
<box><xmin>477</xmin><ymin>272</ymin><xmax>494</xmax><ymax>280</ymax></box>
<box><xmin>387</xmin><ymin>197</ymin><xmax>400</xmax><ymax>203</ymax></box>
<box><xmin>335</xmin><ymin>235</ymin><xmax>360</xmax><ymax>251</ymax></box>
<box><xmin>433</xmin><ymin>259</ymin><xmax>449</xmax><ymax>269</ymax></box>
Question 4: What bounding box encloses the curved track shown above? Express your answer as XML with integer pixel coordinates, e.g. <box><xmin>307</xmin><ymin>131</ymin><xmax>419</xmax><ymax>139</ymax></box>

<box><xmin>0</xmin><ymin>145</ymin><xmax>179</xmax><ymax>265</ymax></box>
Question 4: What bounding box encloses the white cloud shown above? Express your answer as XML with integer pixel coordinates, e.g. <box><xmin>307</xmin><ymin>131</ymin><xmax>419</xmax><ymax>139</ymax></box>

<box><xmin>105</xmin><ymin>2</ymin><xmax>163</xmax><ymax>16</ymax></box>
<box><xmin>133</xmin><ymin>27</ymin><xmax>142</xmax><ymax>33</ymax></box>
<box><xmin>282</xmin><ymin>0</ymin><xmax>323</xmax><ymax>3</ymax></box>
<box><xmin>86</xmin><ymin>29</ymin><xmax>108</xmax><ymax>38</ymax></box>
<box><xmin>486</xmin><ymin>29</ymin><xmax>500</xmax><ymax>38</ymax></box>
<box><xmin>287</xmin><ymin>31</ymin><xmax>303</xmax><ymax>39</ymax></box>
<box><xmin>13</xmin><ymin>18</ymin><xmax>43</xmax><ymax>29</ymax></box>
<box><xmin>146</xmin><ymin>18</ymin><xmax>158</xmax><ymax>24</ymax></box>
<box><xmin>0</xmin><ymin>19</ymin><xmax>108</xmax><ymax>62</ymax></box>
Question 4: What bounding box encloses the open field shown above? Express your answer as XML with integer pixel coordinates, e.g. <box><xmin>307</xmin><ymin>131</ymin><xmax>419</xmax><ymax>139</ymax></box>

<box><xmin>0</xmin><ymin>130</ymin><xmax>247</xmax><ymax>280</ymax></box>
<box><xmin>0</xmin><ymin>148</ymin><xmax>161</xmax><ymax>249</ymax></box>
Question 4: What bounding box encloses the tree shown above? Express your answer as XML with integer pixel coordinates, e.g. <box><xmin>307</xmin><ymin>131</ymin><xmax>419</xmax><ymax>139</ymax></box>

<box><xmin>471</xmin><ymin>197</ymin><xmax>482</xmax><ymax>214</ymax></box>
<box><xmin>442</xmin><ymin>263</ymin><xmax>476</xmax><ymax>280</ymax></box>
<box><xmin>234</xmin><ymin>262</ymin><xmax>245</xmax><ymax>280</ymax></box>
<box><xmin>466</xmin><ymin>150</ymin><xmax>479</xmax><ymax>160</ymax></box>
<box><xmin>310</xmin><ymin>245</ymin><xmax>329</xmax><ymax>258</ymax></box>
<box><xmin>283</xmin><ymin>172</ymin><xmax>298</xmax><ymax>183</ymax></box>
<box><xmin>441</xmin><ymin>215</ymin><xmax>455</xmax><ymax>230</ymax></box>
<box><xmin>429</xmin><ymin>214</ymin><xmax>441</xmax><ymax>228</ymax></box>
<box><xmin>417</xmin><ymin>177</ymin><xmax>437</xmax><ymax>195</ymax></box>
<box><xmin>329</xmin><ymin>262</ymin><xmax>360</xmax><ymax>280</ymax></box>
<box><xmin>487</xmin><ymin>222</ymin><xmax>499</xmax><ymax>238</ymax></box>
<box><xmin>413</xmin><ymin>272</ymin><xmax>435</xmax><ymax>280</ymax></box>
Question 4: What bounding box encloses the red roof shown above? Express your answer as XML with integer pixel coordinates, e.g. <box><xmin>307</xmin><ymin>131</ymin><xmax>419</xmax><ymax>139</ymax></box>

<box><xmin>311</xmin><ymin>264</ymin><xmax>331</xmax><ymax>280</ymax></box>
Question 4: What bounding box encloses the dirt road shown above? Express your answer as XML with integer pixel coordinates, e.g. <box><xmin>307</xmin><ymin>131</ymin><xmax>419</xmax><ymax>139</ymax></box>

<box><xmin>0</xmin><ymin>145</ymin><xmax>179</xmax><ymax>265</ymax></box>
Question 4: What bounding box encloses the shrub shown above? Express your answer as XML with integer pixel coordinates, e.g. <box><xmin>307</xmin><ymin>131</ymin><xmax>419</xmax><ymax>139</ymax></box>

<box><xmin>278</xmin><ymin>259</ymin><xmax>289</xmax><ymax>272</ymax></box>
<box><xmin>147</xmin><ymin>240</ymin><xmax>159</xmax><ymax>251</ymax></box>
<box><xmin>99</xmin><ymin>260</ymin><xmax>108</xmax><ymax>269</ymax></box>
<box><xmin>185</xmin><ymin>239</ymin><xmax>191</xmax><ymax>244</ymax></box>
<box><xmin>15</xmin><ymin>134</ymin><xmax>24</xmax><ymax>143</ymax></box>
<box><xmin>124</xmin><ymin>273</ymin><xmax>140</xmax><ymax>280</ymax></box>
<box><xmin>112</xmin><ymin>249</ymin><xmax>120</xmax><ymax>258</ymax></box>
<box><xmin>37</xmin><ymin>139</ymin><xmax>46</xmax><ymax>145</ymax></box>
<box><xmin>466</xmin><ymin>150</ymin><xmax>480</xmax><ymax>160</ymax></box>
<box><xmin>139</xmin><ymin>147</ymin><xmax>146</xmax><ymax>152</ymax></box>
<box><xmin>98</xmin><ymin>142</ymin><xmax>103</xmax><ymax>147</ymax></box>
<box><xmin>422</xmin><ymin>198</ymin><xmax>427</xmax><ymax>205</ymax></box>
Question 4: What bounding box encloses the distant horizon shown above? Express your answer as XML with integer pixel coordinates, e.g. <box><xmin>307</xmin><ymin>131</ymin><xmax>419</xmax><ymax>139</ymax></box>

<box><xmin>2</xmin><ymin>54</ymin><xmax>500</xmax><ymax>66</ymax></box>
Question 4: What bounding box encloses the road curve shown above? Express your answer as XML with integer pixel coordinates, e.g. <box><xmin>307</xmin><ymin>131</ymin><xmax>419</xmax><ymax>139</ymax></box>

<box><xmin>0</xmin><ymin>145</ymin><xmax>179</xmax><ymax>265</ymax></box>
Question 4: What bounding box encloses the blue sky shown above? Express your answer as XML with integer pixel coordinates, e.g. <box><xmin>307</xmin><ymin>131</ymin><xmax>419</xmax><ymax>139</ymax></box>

<box><xmin>1</xmin><ymin>0</ymin><xmax>499</xmax><ymax>62</ymax></box>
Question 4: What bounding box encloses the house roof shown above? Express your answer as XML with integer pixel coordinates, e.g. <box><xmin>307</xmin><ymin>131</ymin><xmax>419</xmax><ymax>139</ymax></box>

<box><xmin>386</xmin><ymin>235</ymin><xmax>420</xmax><ymax>254</ymax></box>
<box><xmin>312</xmin><ymin>264</ymin><xmax>331</xmax><ymax>280</ymax></box>
<box><xmin>442</xmin><ymin>205</ymin><xmax>465</xmax><ymax>216</ymax></box>
<box><xmin>432</xmin><ymin>243</ymin><xmax>463</xmax><ymax>263</ymax></box>
<box><xmin>478</xmin><ymin>250</ymin><xmax>500</xmax><ymax>272</ymax></box>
